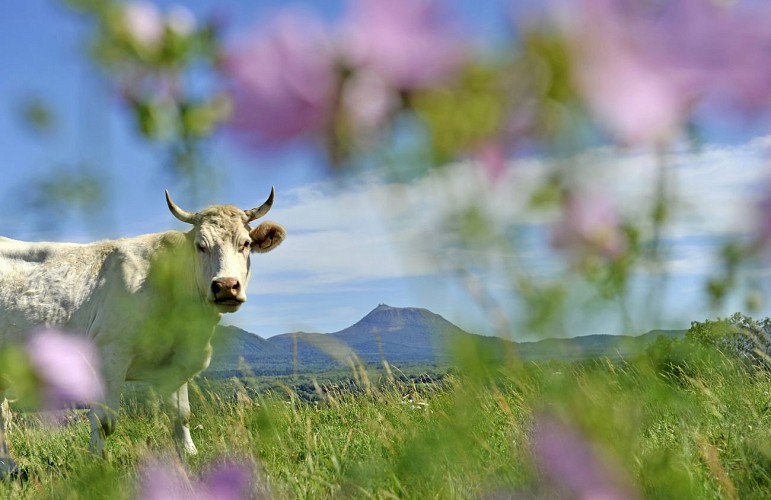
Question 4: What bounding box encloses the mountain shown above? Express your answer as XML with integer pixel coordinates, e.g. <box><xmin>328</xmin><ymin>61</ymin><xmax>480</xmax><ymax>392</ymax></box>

<box><xmin>513</xmin><ymin>329</ymin><xmax>685</xmax><ymax>361</ymax></box>
<box><xmin>205</xmin><ymin>305</ymin><xmax>686</xmax><ymax>376</ymax></box>
<box><xmin>286</xmin><ymin>304</ymin><xmax>472</xmax><ymax>364</ymax></box>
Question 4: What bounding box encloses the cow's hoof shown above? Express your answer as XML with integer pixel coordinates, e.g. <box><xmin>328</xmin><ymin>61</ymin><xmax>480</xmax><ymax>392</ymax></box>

<box><xmin>0</xmin><ymin>457</ymin><xmax>20</xmax><ymax>481</ymax></box>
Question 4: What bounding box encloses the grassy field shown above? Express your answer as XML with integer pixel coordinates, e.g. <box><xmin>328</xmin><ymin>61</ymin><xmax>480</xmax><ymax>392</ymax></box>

<box><xmin>2</xmin><ymin>345</ymin><xmax>771</xmax><ymax>499</ymax></box>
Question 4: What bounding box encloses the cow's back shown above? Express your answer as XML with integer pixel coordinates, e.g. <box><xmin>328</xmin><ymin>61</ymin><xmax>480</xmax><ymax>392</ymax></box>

<box><xmin>0</xmin><ymin>237</ymin><xmax>116</xmax><ymax>340</ymax></box>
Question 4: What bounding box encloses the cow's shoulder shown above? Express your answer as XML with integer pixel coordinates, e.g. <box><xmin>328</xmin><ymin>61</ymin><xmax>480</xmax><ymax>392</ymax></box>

<box><xmin>105</xmin><ymin>231</ymin><xmax>189</xmax><ymax>292</ymax></box>
<box><xmin>110</xmin><ymin>231</ymin><xmax>187</xmax><ymax>258</ymax></box>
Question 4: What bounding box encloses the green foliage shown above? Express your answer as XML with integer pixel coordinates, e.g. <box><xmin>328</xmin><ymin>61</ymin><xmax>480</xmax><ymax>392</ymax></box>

<box><xmin>0</xmin><ymin>346</ymin><xmax>42</xmax><ymax>410</ymax></box>
<box><xmin>18</xmin><ymin>97</ymin><xmax>56</xmax><ymax>135</ymax></box>
<box><xmin>3</xmin><ymin>345</ymin><xmax>771</xmax><ymax>498</ymax></box>
<box><xmin>28</xmin><ymin>169</ymin><xmax>105</xmax><ymax>214</ymax></box>
<box><xmin>687</xmin><ymin>313</ymin><xmax>771</xmax><ymax>370</ymax></box>
<box><xmin>413</xmin><ymin>64</ymin><xmax>509</xmax><ymax>165</ymax></box>
<box><xmin>64</xmin><ymin>0</ymin><xmax>226</xmax><ymax>181</ymax></box>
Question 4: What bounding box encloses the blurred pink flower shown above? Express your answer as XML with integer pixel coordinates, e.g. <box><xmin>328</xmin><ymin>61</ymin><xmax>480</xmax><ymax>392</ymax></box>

<box><xmin>551</xmin><ymin>192</ymin><xmax>627</xmax><ymax>261</ymax></box>
<box><xmin>341</xmin><ymin>70</ymin><xmax>399</xmax><ymax>136</ymax></box>
<box><xmin>565</xmin><ymin>0</ymin><xmax>771</xmax><ymax>145</ymax></box>
<box><xmin>167</xmin><ymin>5</ymin><xmax>196</xmax><ymax>37</ymax></box>
<box><xmin>138</xmin><ymin>458</ymin><xmax>194</xmax><ymax>500</ymax></box>
<box><xmin>532</xmin><ymin>414</ymin><xmax>639</xmax><ymax>499</ymax></box>
<box><xmin>475</xmin><ymin>141</ymin><xmax>508</xmax><ymax>179</ymax></box>
<box><xmin>341</xmin><ymin>0</ymin><xmax>464</xmax><ymax>90</ymax></box>
<box><xmin>223</xmin><ymin>10</ymin><xmax>336</xmax><ymax>147</ymax></box>
<box><xmin>122</xmin><ymin>1</ymin><xmax>165</xmax><ymax>49</ymax></box>
<box><xmin>200</xmin><ymin>461</ymin><xmax>253</xmax><ymax>500</ymax></box>
<box><xmin>138</xmin><ymin>457</ymin><xmax>254</xmax><ymax>500</ymax></box>
<box><xmin>27</xmin><ymin>329</ymin><xmax>104</xmax><ymax>410</ymax></box>
<box><xmin>574</xmin><ymin>41</ymin><xmax>685</xmax><ymax>146</ymax></box>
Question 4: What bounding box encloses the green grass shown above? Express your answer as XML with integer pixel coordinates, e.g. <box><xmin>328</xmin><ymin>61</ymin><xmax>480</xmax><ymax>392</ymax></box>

<box><xmin>2</xmin><ymin>350</ymin><xmax>771</xmax><ymax>499</ymax></box>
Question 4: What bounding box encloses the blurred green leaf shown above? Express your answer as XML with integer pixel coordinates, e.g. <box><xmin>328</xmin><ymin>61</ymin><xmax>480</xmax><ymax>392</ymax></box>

<box><xmin>0</xmin><ymin>346</ymin><xmax>41</xmax><ymax>409</ymax></box>
<box><xmin>18</xmin><ymin>97</ymin><xmax>56</xmax><ymax>135</ymax></box>
<box><xmin>413</xmin><ymin>64</ymin><xmax>508</xmax><ymax>164</ymax></box>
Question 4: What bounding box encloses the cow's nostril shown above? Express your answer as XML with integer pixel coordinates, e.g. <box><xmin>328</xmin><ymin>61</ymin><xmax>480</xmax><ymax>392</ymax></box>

<box><xmin>212</xmin><ymin>278</ymin><xmax>240</xmax><ymax>298</ymax></box>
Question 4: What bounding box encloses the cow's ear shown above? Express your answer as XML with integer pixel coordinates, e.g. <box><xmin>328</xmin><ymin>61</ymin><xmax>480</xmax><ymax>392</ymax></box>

<box><xmin>250</xmin><ymin>222</ymin><xmax>286</xmax><ymax>253</ymax></box>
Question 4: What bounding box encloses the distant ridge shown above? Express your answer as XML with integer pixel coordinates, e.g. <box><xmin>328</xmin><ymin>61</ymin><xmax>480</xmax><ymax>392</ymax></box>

<box><xmin>207</xmin><ymin>305</ymin><xmax>686</xmax><ymax>376</ymax></box>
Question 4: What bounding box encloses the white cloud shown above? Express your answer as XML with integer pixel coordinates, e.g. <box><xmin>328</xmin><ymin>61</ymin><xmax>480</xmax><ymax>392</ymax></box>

<box><xmin>226</xmin><ymin>136</ymin><xmax>771</xmax><ymax>337</ymax></box>
<box><xmin>254</xmin><ymin>137</ymin><xmax>770</xmax><ymax>296</ymax></box>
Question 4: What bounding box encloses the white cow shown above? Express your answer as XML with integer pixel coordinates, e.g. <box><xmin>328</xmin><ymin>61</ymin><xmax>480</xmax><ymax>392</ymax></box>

<box><xmin>0</xmin><ymin>188</ymin><xmax>285</xmax><ymax>475</ymax></box>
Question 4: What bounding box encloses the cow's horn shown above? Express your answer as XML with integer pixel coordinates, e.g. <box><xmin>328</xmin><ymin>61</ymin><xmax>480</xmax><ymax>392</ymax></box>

<box><xmin>245</xmin><ymin>186</ymin><xmax>275</xmax><ymax>222</ymax></box>
<box><xmin>165</xmin><ymin>190</ymin><xmax>197</xmax><ymax>224</ymax></box>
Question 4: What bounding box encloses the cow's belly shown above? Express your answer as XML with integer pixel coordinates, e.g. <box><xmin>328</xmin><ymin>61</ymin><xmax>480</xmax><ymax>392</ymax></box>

<box><xmin>125</xmin><ymin>341</ymin><xmax>213</xmax><ymax>387</ymax></box>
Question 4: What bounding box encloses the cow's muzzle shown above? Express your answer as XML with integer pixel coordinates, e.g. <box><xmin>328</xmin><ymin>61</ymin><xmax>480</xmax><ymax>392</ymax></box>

<box><xmin>211</xmin><ymin>278</ymin><xmax>245</xmax><ymax>307</ymax></box>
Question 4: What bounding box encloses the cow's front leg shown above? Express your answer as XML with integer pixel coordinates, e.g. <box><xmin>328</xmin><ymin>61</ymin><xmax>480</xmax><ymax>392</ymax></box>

<box><xmin>0</xmin><ymin>396</ymin><xmax>18</xmax><ymax>480</ymax></box>
<box><xmin>166</xmin><ymin>382</ymin><xmax>197</xmax><ymax>456</ymax></box>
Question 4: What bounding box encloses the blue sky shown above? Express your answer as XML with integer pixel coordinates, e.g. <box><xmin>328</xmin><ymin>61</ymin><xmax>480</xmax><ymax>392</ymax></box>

<box><xmin>2</xmin><ymin>1</ymin><xmax>769</xmax><ymax>340</ymax></box>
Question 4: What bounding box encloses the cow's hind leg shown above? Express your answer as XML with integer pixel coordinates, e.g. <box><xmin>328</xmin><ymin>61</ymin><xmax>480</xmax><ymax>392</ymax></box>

<box><xmin>166</xmin><ymin>382</ymin><xmax>197</xmax><ymax>456</ymax></box>
<box><xmin>87</xmin><ymin>360</ymin><xmax>126</xmax><ymax>458</ymax></box>
<box><xmin>88</xmin><ymin>396</ymin><xmax>120</xmax><ymax>459</ymax></box>
<box><xmin>0</xmin><ymin>396</ymin><xmax>18</xmax><ymax>480</ymax></box>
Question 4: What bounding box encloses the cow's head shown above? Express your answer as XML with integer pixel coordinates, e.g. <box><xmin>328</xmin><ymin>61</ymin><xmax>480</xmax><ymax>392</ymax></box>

<box><xmin>164</xmin><ymin>188</ymin><xmax>286</xmax><ymax>313</ymax></box>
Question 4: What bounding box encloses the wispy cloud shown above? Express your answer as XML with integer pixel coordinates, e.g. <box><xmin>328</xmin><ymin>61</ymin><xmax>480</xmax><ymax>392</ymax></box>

<box><xmin>253</xmin><ymin>137</ymin><xmax>770</xmax><ymax>296</ymax></box>
<box><xmin>235</xmin><ymin>137</ymin><xmax>771</xmax><ymax>336</ymax></box>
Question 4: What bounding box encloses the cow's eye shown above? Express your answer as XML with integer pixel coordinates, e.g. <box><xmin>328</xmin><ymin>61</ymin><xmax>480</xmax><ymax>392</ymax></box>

<box><xmin>196</xmin><ymin>243</ymin><xmax>206</xmax><ymax>253</ymax></box>
<box><xmin>243</xmin><ymin>240</ymin><xmax>251</xmax><ymax>250</ymax></box>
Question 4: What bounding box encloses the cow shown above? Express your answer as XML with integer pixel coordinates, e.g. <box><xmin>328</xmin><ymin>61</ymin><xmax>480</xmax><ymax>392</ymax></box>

<box><xmin>0</xmin><ymin>188</ymin><xmax>286</xmax><ymax>476</ymax></box>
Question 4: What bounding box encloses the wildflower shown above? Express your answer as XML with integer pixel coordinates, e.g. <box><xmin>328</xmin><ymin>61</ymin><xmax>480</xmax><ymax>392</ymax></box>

<box><xmin>138</xmin><ymin>457</ymin><xmax>194</xmax><ymax>500</ymax></box>
<box><xmin>564</xmin><ymin>0</ymin><xmax>771</xmax><ymax>145</ymax></box>
<box><xmin>166</xmin><ymin>5</ymin><xmax>196</xmax><ymax>37</ymax></box>
<box><xmin>200</xmin><ymin>461</ymin><xmax>253</xmax><ymax>500</ymax></box>
<box><xmin>222</xmin><ymin>10</ymin><xmax>336</xmax><ymax>147</ymax></box>
<box><xmin>341</xmin><ymin>70</ymin><xmax>399</xmax><ymax>135</ymax></box>
<box><xmin>475</xmin><ymin>142</ymin><xmax>508</xmax><ymax>180</ymax></box>
<box><xmin>27</xmin><ymin>329</ymin><xmax>104</xmax><ymax>411</ymax></box>
<box><xmin>551</xmin><ymin>192</ymin><xmax>627</xmax><ymax>262</ymax></box>
<box><xmin>572</xmin><ymin>40</ymin><xmax>684</xmax><ymax>146</ymax></box>
<box><xmin>531</xmin><ymin>414</ymin><xmax>639</xmax><ymax>499</ymax></box>
<box><xmin>122</xmin><ymin>1</ymin><xmax>165</xmax><ymax>50</ymax></box>
<box><xmin>137</xmin><ymin>456</ymin><xmax>255</xmax><ymax>500</ymax></box>
<box><xmin>340</xmin><ymin>0</ymin><xmax>464</xmax><ymax>90</ymax></box>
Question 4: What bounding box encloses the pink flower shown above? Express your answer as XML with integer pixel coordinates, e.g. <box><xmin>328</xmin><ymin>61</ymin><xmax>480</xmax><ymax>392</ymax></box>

<box><xmin>27</xmin><ymin>329</ymin><xmax>104</xmax><ymax>410</ymax></box>
<box><xmin>167</xmin><ymin>6</ymin><xmax>196</xmax><ymax>37</ymax></box>
<box><xmin>122</xmin><ymin>1</ymin><xmax>165</xmax><ymax>49</ymax></box>
<box><xmin>565</xmin><ymin>0</ymin><xmax>771</xmax><ymax>145</ymax></box>
<box><xmin>551</xmin><ymin>192</ymin><xmax>627</xmax><ymax>261</ymax></box>
<box><xmin>223</xmin><ymin>10</ymin><xmax>336</xmax><ymax>147</ymax></box>
<box><xmin>340</xmin><ymin>0</ymin><xmax>464</xmax><ymax>90</ymax></box>
<box><xmin>200</xmin><ymin>461</ymin><xmax>253</xmax><ymax>500</ymax></box>
<box><xmin>532</xmin><ymin>414</ymin><xmax>639</xmax><ymax>499</ymax></box>
<box><xmin>341</xmin><ymin>70</ymin><xmax>400</xmax><ymax>136</ymax></box>
<box><xmin>573</xmin><ymin>41</ymin><xmax>686</xmax><ymax>146</ymax></box>
<box><xmin>138</xmin><ymin>458</ymin><xmax>194</xmax><ymax>500</ymax></box>
<box><xmin>138</xmin><ymin>457</ymin><xmax>254</xmax><ymax>500</ymax></box>
<box><xmin>475</xmin><ymin>141</ymin><xmax>508</xmax><ymax>179</ymax></box>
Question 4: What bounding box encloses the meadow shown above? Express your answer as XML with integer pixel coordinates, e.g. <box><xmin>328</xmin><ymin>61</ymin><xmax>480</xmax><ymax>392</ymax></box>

<box><xmin>5</xmin><ymin>2</ymin><xmax>771</xmax><ymax>499</ymax></box>
<box><xmin>2</xmin><ymin>338</ymin><xmax>770</xmax><ymax>499</ymax></box>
